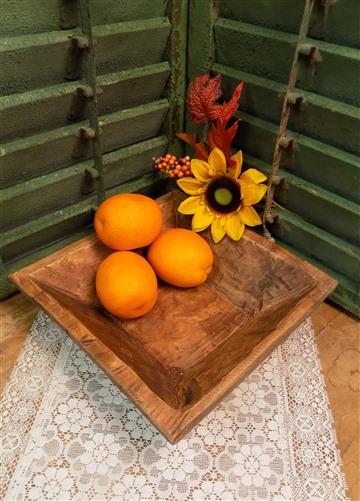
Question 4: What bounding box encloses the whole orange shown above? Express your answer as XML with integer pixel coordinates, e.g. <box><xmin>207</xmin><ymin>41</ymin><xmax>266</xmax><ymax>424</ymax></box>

<box><xmin>94</xmin><ymin>193</ymin><xmax>163</xmax><ymax>250</ymax></box>
<box><xmin>96</xmin><ymin>251</ymin><xmax>158</xmax><ymax>319</ymax></box>
<box><xmin>147</xmin><ymin>228</ymin><xmax>213</xmax><ymax>287</ymax></box>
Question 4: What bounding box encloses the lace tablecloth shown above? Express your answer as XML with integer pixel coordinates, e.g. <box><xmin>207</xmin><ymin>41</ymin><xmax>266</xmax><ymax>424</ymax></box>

<box><xmin>1</xmin><ymin>311</ymin><xmax>347</xmax><ymax>500</ymax></box>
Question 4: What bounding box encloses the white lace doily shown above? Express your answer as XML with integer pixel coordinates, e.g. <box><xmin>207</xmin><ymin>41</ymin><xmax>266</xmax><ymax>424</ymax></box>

<box><xmin>1</xmin><ymin>311</ymin><xmax>347</xmax><ymax>500</ymax></box>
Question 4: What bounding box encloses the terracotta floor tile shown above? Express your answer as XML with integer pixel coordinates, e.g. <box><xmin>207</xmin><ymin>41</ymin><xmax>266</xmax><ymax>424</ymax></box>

<box><xmin>315</xmin><ymin>302</ymin><xmax>360</xmax><ymax>501</ymax></box>
<box><xmin>312</xmin><ymin>301</ymin><xmax>341</xmax><ymax>337</ymax></box>
<box><xmin>0</xmin><ymin>293</ymin><xmax>38</xmax><ymax>395</ymax></box>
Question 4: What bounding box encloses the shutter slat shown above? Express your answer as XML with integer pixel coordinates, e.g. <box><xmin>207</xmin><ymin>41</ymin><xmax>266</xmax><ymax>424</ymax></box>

<box><xmin>0</xmin><ymin>0</ymin><xmax>168</xmax><ymax>37</ymax></box>
<box><xmin>0</xmin><ymin>18</ymin><xmax>171</xmax><ymax>95</ymax></box>
<box><xmin>198</xmin><ymin>1</ymin><xmax>360</xmax><ymax>315</ymax></box>
<box><xmin>270</xmin><ymin>208</ymin><xmax>359</xmax><ymax>283</ymax></box>
<box><xmin>220</xmin><ymin>0</ymin><xmax>359</xmax><ymax>49</ymax></box>
<box><xmin>1</xmin><ymin>99</ymin><xmax>169</xmax><ymax>188</ymax></box>
<box><xmin>215</xmin><ymin>17</ymin><xmax>360</xmax><ymax>106</ymax></box>
<box><xmin>274</xmin><ymin>241</ymin><xmax>359</xmax><ymax>318</ymax></box>
<box><xmin>1</xmin><ymin>172</ymin><xmax>166</xmax><ymax>263</ymax></box>
<box><xmin>244</xmin><ymin>154</ymin><xmax>360</xmax><ymax>248</ymax></box>
<box><xmin>0</xmin><ymin>136</ymin><xmax>168</xmax><ymax>230</ymax></box>
<box><xmin>0</xmin><ymin>62</ymin><xmax>170</xmax><ymax>140</ymax></box>
<box><xmin>1</xmin><ymin>198</ymin><xmax>96</xmax><ymax>259</ymax></box>
<box><xmin>234</xmin><ymin>112</ymin><xmax>360</xmax><ymax>205</ymax></box>
<box><xmin>214</xmin><ymin>63</ymin><xmax>360</xmax><ymax>156</ymax></box>
<box><xmin>0</xmin><ymin>1</ymin><xmax>184</xmax><ymax>299</ymax></box>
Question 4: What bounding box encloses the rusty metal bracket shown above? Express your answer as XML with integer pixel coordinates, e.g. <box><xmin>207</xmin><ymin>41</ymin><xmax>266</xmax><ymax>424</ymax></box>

<box><xmin>76</xmin><ymin>85</ymin><xmax>103</xmax><ymax>97</ymax></box>
<box><xmin>67</xmin><ymin>86</ymin><xmax>92</xmax><ymax>121</ymax></box>
<box><xmin>72</xmin><ymin>35</ymin><xmax>89</xmax><ymax>49</ymax></box>
<box><xmin>298</xmin><ymin>43</ymin><xmax>322</xmax><ymax>64</ymax></box>
<box><xmin>287</xmin><ymin>92</ymin><xmax>305</xmax><ymax>107</ymax></box>
<box><xmin>319</xmin><ymin>0</ymin><xmax>335</xmax><ymax>7</ymax></box>
<box><xmin>265</xmin><ymin>213</ymin><xmax>276</xmax><ymax>225</ymax></box>
<box><xmin>81</xmin><ymin>166</ymin><xmax>100</xmax><ymax>194</ymax></box>
<box><xmin>76</xmin><ymin>84</ymin><xmax>94</xmax><ymax>98</ymax></box>
<box><xmin>84</xmin><ymin>166</ymin><xmax>99</xmax><ymax>178</ymax></box>
<box><xmin>60</xmin><ymin>0</ymin><xmax>78</xmax><ymax>29</ymax></box>
<box><xmin>262</xmin><ymin>0</ymin><xmax>316</xmax><ymax>240</ymax></box>
<box><xmin>72</xmin><ymin>126</ymin><xmax>95</xmax><ymax>158</ymax></box>
<box><xmin>278</xmin><ymin>136</ymin><xmax>298</xmax><ymax>153</ymax></box>
<box><xmin>271</xmin><ymin>175</ymin><xmax>284</xmax><ymax>186</ymax></box>
<box><xmin>67</xmin><ymin>85</ymin><xmax>103</xmax><ymax>122</ymax></box>
<box><xmin>77</xmin><ymin>126</ymin><xmax>96</xmax><ymax>139</ymax></box>
<box><xmin>314</xmin><ymin>0</ymin><xmax>335</xmax><ymax>38</ymax></box>
<box><xmin>72</xmin><ymin>125</ymin><xmax>102</xmax><ymax>158</ymax></box>
<box><xmin>64</xmin><ymin>35</ymin><xmax>90</xmax><ymax>81</ymax></box>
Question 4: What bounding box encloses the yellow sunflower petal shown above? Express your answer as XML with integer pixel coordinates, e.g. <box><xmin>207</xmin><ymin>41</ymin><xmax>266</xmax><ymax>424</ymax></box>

<box><xmin>177</xmin><ymin>177</ymin><xmax>205</xmax><ymax>195</ymax></box>
<box><xmin>238</xmin><ymin>205</ymin><xmax>262</xmax><ymax>226</ymax></box>
<box><xmin>178</xmin><ymin>196</ymin><xmax>202</xmax><ymax>215</ymax></box>
<box><xmin>224</xmin><ymin>213</ymin><xmax>245</xmax><ymax>241</ymax></box>
<box><xmin>211</xmin><ymin>217</ymin><xmax>226</xmax><ymax>243</ymax></box>
<box><xmin>228</xmin><ymin>150</ymin><xmax>243</xmax><ymax>179</ymax></box>
<box><xmin>191</xmin><ymin>159</ymin><xmax>211</xmax><ymax>182</ymax></box>
<box><xmin>192</xmin><ymin>206</ymin><xmax>214</xmax><ymax>232</ymax></box>
<box><xmin>208</xmin><ymin>147</ymin><xmax>227</xmax><ymax>176</ymax></box>
<box><xmin>240</xmin><ymin>168</ymin><xmax>267</xmax><ymax>185</ymax></box>
<box><xmin>239</xmin><ymin>180</ymin><xmax>267</xmax><ymax>206</ymax></box>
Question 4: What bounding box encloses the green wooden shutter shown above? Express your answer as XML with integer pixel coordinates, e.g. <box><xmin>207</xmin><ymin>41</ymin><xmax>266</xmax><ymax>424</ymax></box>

<box><xmin>188</xmin><ymin>0</ymin><xmax>360</xmax><ymax>316</ymax></box>
<box><xmin>1</xmin><ymin>0</ymin><xmax>359</xmax><ymax>316</ymax></box>
<box><xmin>0</xmin><ymin>0</ymin><xmax>188</xmax><ymax>297</ymax></box>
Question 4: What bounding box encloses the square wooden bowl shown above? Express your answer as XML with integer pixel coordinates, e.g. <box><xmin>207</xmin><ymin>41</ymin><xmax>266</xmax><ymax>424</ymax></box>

<box><xmin>11</xmin><ymin>191</ymin><xmax>336</xmax><ymax>443</ymax></box>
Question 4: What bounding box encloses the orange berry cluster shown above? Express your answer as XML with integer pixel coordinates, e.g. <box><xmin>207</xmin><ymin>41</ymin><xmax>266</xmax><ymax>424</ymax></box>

<box><xmin>152</xmin><ymin>154</ymin><xmax>192</xmax><ymax>179</ymax></box>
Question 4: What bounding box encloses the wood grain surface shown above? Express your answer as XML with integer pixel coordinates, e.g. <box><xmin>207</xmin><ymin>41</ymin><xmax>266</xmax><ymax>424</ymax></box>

<box><xmin>11</xmin><ymin>191</ymin><xmax>336</xmax><ymax>442</ymax></box>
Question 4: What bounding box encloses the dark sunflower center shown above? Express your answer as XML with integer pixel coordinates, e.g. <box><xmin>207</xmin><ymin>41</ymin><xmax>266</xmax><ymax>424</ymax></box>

<box><xmin>205</xmin><ymin>176</ymin><xmax>241</xmax><ymax>214</ymax></box>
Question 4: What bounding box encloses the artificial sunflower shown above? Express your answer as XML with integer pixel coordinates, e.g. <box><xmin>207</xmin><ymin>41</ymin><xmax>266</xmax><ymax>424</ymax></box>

<box><xmin>177</xmin><ymin>147</ymin><xmax>267</xmax><ymax>243</ymax></box>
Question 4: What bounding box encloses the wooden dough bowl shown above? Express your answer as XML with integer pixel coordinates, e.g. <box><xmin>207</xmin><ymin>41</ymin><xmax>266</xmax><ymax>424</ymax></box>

<box><xmin>11</xmin><ymin>191</ymin><xmax>336</xmax><ymax>443</ymax></box>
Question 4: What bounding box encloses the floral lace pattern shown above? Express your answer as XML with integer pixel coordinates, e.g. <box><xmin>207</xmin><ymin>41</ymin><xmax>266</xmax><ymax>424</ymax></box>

<box><xmin>1</xmin><ymin>311</ymin><xmax>347</xmax><ymax>500</ymax></box>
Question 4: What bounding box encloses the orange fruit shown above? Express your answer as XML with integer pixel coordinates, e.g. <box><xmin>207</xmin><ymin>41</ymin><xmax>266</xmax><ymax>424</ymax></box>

<box><xmin>96</xmin><ymin>251</ymin><xmax>158</xmax><ymax>319</ymax></box>
<box><xmin>94</xmin><ymin>193</ymin><xmax>163</xmax><ymax>250</ymax></box>
<box><xmin>147</xmin><ymin>228</ymin><xmax>213</xmax><ymax>287</ymax></box>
